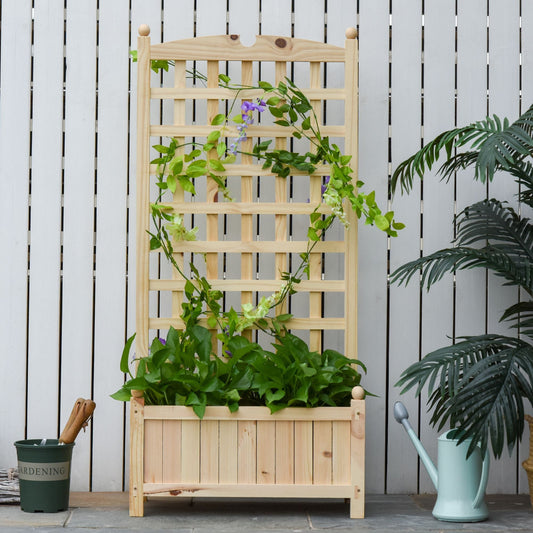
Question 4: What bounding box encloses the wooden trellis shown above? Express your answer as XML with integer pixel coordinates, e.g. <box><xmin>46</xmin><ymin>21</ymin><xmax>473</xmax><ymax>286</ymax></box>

<box><xmin>131</xmin><ymin>25</ymin><xmax>363</xmax><ymax>518</ymax></box>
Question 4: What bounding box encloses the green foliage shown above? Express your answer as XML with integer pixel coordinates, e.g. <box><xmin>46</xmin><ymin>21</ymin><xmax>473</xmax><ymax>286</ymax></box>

<box><xmin>392</xmin><ymin>104</ymin><xmax>533</xmax><ymax>459</ymax></box>
<box><xmin>111</xmin><ymin>327</ymin><xmax>366</xmax><ymax>417</ymax></box>
<box><xmin>391</xmin><ymin>104</ymin><xmax>533</xmax><ymax>195</ymax></box>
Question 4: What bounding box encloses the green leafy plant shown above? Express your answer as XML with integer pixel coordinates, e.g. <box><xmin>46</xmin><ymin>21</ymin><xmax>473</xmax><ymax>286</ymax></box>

<box><xmin>111</xmin><ymin>326</ymin><xmax>366</xmax><ymax>418</ymax></box>
<box><xmin>391</xmin><ymin>104</ymin><xmax>533</xmax><ymax>458</ymax></box>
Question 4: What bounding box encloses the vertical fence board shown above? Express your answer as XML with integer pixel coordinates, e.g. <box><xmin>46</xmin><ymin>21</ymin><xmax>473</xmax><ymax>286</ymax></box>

<box><xmin>60</xmin><ymin>0</ymin><xmax>97</xmax><ymax>491</ymax></box>
<box><xmin>0</xmin><ymin>0</ymin><xmax>32</xmax><ymax>471</ymax></box>
<box><xmin>418</xmin><ymin>0</ymin><xmax>456</xmax><ymax>494</ymax></box>
<box><xmin>92</xmin><ymin>0</ymin><xmax>130</xmax><ymax>491</ymax></box>
<box><xmin>26</xmin><ymin>0</ymin><xmax>64</xmax><ymax>441</ymax></box>
<box><xmin>387</xmin><ymin>0</ymin><xmax>422</xmax><ymax>494</ymax></box>
<box><xmin>520</xmin><ymin>1</ymin><xmax>533</xmax><ymax>495</ymax></box>
<box><xmin>485</xmin><ymin>0</ymin><xmax>521</xmax><ymax>494</ymax></box>
<box><xmin>357</xmin><ymin>0</ymin><xmax>390</xmax><ymax>494</ymax></box>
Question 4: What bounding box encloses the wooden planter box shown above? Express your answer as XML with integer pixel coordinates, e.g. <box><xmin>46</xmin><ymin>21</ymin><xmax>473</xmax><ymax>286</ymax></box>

<box><xmin>129</xmin><ymin>394</ymin><xmax>365</xmax><ymax>518</ymax></box>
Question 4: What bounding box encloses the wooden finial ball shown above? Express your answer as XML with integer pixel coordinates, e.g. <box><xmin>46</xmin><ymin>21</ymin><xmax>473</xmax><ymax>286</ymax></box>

<box><xmin>139</xmin><ymin>24</ymin><xmax>150</xmax><ymax>37</ymax></box>
<box><xmin>345</xmin><ymin>27</ymin><xmax>357</xmax><ymax>39</ymax></box>
<box><xmin>131</xmin><ymin>389</ymin><xmax>144</xmax><ymax>398</ymax></box>
<box><xmin>352</xmin><ymin>386</ymin><xmax>365</xmax><ymax>400</ymax></box>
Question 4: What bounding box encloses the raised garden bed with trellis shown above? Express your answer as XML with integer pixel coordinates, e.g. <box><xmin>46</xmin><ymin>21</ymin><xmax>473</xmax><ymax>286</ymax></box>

<box><xmin>129</xmin><ymin>25</ymin><xmax>365</xmax><ymax>519</ymax></box>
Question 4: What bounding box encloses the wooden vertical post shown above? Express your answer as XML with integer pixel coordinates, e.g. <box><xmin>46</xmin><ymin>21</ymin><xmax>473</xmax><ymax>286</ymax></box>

<box><xmin>308</xmin><ymin>61</ymin><xmax>323</xmax><ymax>353</ymax></box>
<box><xmin>240</xmin><ymin>61</ymin><xmax>254</xmax><ymax>341</ymax></box>
<box><xmin>135</xmin><ymin>25</ymin><xmax>151</xmax><ymax>359</ymax></box>
<box><xmin>350</xmin><ymin>386</ymin><xmax>365</xmax><ymax>518</ymax></box>
<box><xmin>129</xmin><ymin>396</ymin><xmax>145</xmax><ymax>517</ymax></box>
<box><xmin>344</xmin><ymin>28</ymin><xmax>359</xmax><ymax>361</ymax></box>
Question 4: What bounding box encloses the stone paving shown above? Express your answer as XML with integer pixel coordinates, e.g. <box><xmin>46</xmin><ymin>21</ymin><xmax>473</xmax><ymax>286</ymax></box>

<box><xmin>0</xmin><ymin>493</ymin><xmax>531</xmax><ymax>532</ymax></box>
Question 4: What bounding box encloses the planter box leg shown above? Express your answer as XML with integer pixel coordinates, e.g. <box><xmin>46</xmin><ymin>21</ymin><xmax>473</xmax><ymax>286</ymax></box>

<box><xmin>350</xmin><ymin>398</ymin><xmax>365</xmax><ymax>518</ymax></box>
<box><xmin>130</xmin><ymin>397</ymin><xmax>145</xmax><ymax>517</ymax></box>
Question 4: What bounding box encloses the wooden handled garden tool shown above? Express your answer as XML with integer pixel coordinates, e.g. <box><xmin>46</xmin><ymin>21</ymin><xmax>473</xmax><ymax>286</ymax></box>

<box><xmin>59</xmin><ymin>398</ymin><xmax>96</xmax><ymax>444</ymax></box>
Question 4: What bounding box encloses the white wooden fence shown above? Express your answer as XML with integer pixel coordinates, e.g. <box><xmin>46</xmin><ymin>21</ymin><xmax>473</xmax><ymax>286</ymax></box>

<box><xmin>0</xmin><ymin>0</ymin><xmax>531</xmax><ymax>495</ymax></box>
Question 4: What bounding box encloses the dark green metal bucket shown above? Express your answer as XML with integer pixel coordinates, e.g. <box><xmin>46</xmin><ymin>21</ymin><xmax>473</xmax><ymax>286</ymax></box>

<box><xmin>14</xmin><ymin>439</ymin><xmax>75</xmax><ymax>512</ymax></box>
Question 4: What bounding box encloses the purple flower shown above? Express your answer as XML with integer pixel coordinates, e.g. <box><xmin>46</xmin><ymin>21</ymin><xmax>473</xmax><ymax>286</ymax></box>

<box><xmin>158</xmin><ymin>337</ymin><xmax>166</xmax><ymax>345</ymax></box>
<box><xmin>321</xmin><ymin>176</ymin><xmax>330</xmax><ymax>196</ymax></box>
<box><xmin>224</xmin><ymin>350</ymin><xmax>233</xmax><ymax>358</ymax></box>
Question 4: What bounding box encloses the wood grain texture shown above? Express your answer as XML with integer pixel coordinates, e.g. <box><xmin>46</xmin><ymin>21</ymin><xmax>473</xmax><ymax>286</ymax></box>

<box><xmin>149</xmin><ymin>34</ymin><xmax>345</xmax><ymax>61</ymax></box>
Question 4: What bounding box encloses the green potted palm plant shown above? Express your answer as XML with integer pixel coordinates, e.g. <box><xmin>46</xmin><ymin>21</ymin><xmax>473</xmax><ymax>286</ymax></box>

<box><xmin>390</xmin><ymin>104</ymin><xmax>533</xmax><ymax>498</ymax></box>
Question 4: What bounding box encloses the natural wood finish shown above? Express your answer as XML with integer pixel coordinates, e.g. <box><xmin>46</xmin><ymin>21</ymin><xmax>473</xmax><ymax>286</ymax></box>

<box><xmin>237</xmin><ymin>421</ymin><xmax>257</xmax><ymax>483</ymax></box>
<box><xmin>150</xmin><ymin>279</ymin><xmax>344</xmax><ymax>293</ymax></box>
<box><xmin>129</xmin><ymin>397</ymin><xmax>145</xmax><ymax>517</ymax></box>
<box><xmin>350</xmin><ymin>398</ymin><xmax>365</xmax><ymax>518</ymax></box>
<box><xmin>294</xmin><ymin>421</ymin><xmax>313</xmax><ymax>484</ymax></box>
<box><xmin>151</xmin><ymin>87</ymin><xmax>346</xmax><ymax>100</ymax></box>
<box><xmin>150</xmin><ymin>163</ymin><xmax>331</xmax><ymax>176</ymax></box>
<box><xmin>148</xmin><ymin>316</ymin><xmax>345</xmax><ymax>331</ymax></box>
<box><xmin>144</xmin><ymin>420</ymin><xmax>163</xmax><ymax>483</ymax></box>
<box><xmin>171</xmin><ymin>60</ymin><xmax>187</xmax><ymax>319</ymax></box>
<box><xmin>149</xmin><ymin>34</ymin><xmax>346</xmax><ymax>62</ymax></box>
<box><xmin>200</xmin><ymin>420</ymin><xmax>219</xmax><ymax>483</ymax></box>
<box><xmin>144</xmin><ymin>405</ymin><xmax>353</xmax><ymax>421</ymax></box>
<box><xmin>162</xmin><ymin>420</ymin><xmax>181</xmax><ymax>483</ymax></box>
<box><xmin>257</xmin><ymin>421</ymin><xmax>276</xmax><ymax>484</ymax></box>
<box><xmin>135</xmin><ymin>31</ymin><xmax>151</xmax><ymax>359</ymax></box>
<box><xmin>309</xmin><ymin>60</ymin><xmax>323</xmax><ymax>353</ymax></box>
<box><xmin>150</xmin><ymin>123</ymin><xmax>345</xmax><ymax>138</ymax></box>
<box><xmin>168</xmin><ymin>240</ymin><xmax>345</xmax><ymax>253</ymax></box>
<box><xmin>333</xmin><ymin>421</ymin><xmax>351</xmax><ymax>484</ymax></box>
<box><xmin>314</xmin><ymin>421</ymin><xmax>333</xmax><ymax>484</ymax></box>
<box><xmin>144</xmin><ymin>483</ymin><xmax>352</xmax><ymax>498</ymax></box>
<box><xmin>241</xmin><ymin>61</ymin><xmax>254</xmax><ymax>341</ymax></box>
<box><xmin>275</xmin><ymin>421</ymin><xmax>294</xmax><ymax>483</ymax></box>
<box><xmin>158</xmin><ymin>201</ymin><xmax>333</xmax><ymax>215</ymax></box>
<box><xmin>344</xmin><ymin>34</ymin><xmax>359</xmax><ymax>361</ymax></box>
<box><xmin>180</xmin><ymin>420</ymin><xmax>200</xmax><ymax>483</ymax></box>
<box><xmin>219</xmin><ymin>420</ymin><xmax>238</xmax><ymax>484</ymax></box>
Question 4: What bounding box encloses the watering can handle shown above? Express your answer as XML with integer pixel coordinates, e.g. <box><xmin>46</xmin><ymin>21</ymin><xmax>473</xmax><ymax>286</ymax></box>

<box><xmin>473</xmin><ymin>448</ymin><xmax>490</xmax><ymax>509</ymax></box>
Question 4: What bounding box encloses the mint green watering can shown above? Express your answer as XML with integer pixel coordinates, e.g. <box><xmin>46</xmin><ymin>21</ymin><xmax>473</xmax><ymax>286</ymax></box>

<box><xmin>394</xmin><ymin>401</ymin><xmax>490</xmax><ymax>522</ymax></box>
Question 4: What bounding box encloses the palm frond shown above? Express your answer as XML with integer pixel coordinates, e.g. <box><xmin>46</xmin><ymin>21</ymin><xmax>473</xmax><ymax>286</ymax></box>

<box><xmin>501</xmin><ymin>301</ymin><xmax>533</xmax><ymax>339</ymax></box>
<box><xmin>397</xmin><ymin>334</ymin><xmax>533</xmax><ymax>458</ymax></box>
<box><xmin>390</xmin><ymin>246</ymin><xmax>532</xmax><ymax>293</ymax></box>
<box><xmin>457</xmin><ymin>200</ymin><xmax>533</xmax><ymax>274</ymax></box>
<box><xmin>391</xmin><ymin>104</ymin><xmax>533</xmax><ymax>195</ymax></box>
<box><xmin>507</xmin><ymin>160</ymin><xmax>533</xmax><ymax>208</ymax></box>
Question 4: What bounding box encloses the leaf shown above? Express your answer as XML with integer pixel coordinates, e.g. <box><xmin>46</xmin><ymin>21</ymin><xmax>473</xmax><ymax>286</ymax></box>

<box><xmin>269</xmin><ymin>106</ymin><xmax>284</xmax><ymax>118</ymax></box>
<box><xmin>208</xmin><ymin>159</ymin><xmax>225</xmax><ymax>172</ymax></box>
<box><xmin>120</xmin><ymin>333</ymin><xmax>136</xmax><ymax>375</ymax></box>
<box><xmin>167</xmin><ymin>174</ymin><xmax>177</xmax><ymax>193</ymax></box>
<box><xmin>217</xmin><ymin>142</ymin><xmax>227</xmax><ymax>158</ymax></box>
<box><xmin>301</xmin><ymin>117</ymin><xmax>311</xmax><ymax>130</ymax></box>
<box><xmin>207</xmin><ymin>130</ymin><xmax>221</xmax><ymax>143</ymax></box>
<box><xmin>152</xmin><ymin>144</ymin><xmax>169</xmax><ymax>154</ymax></box>
<box><xmin>110</xmin><ymin>388</ymin><xmax>132</xmax><ymax>401</ymax></box>
<box><xmin>149</xmin><ymin>237</ymin><xmax>161</xmax><ymax>250</ymax></box>
<box><xmin>211</xmin><ymin>114</ymin><xmax>226</xmax><ymax>126</ymax></box>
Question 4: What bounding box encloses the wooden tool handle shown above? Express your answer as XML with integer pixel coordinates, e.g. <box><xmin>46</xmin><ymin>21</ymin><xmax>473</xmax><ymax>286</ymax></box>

<box><xmin>59</xmin><ymin>398</ymin><xmax>96</xmax><ymax>444</ymax></box>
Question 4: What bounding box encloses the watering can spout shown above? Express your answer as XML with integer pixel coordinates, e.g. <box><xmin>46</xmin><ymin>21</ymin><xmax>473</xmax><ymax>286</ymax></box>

<box><xmin>393</xmin><ymin>401</ymin><xmax>439</xmax><ymax>490</ymax></box>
